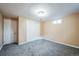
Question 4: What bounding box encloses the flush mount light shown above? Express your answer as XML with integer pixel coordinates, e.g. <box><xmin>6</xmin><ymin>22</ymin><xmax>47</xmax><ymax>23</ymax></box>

<box><xmin>35</xmin><ymin>9</ymin><xmax>47</xmax><ymax>17</ymax></box>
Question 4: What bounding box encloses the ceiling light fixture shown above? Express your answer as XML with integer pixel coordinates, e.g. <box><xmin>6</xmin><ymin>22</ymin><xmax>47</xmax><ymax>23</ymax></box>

<box><xmin>35</xmin><ymin>9</ymin><xmax>47</xmax><ymax>17</ymax></box>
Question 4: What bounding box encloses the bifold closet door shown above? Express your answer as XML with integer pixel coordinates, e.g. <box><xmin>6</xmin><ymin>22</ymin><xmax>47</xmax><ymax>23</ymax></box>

<box><xmin>4</xmin><ymin>19</ymin><xmax>17</xmax><ymax>45</ymax></box>
<box><xmin>11</xmin><ymin>19</ymin><xmax>18</xmax><ymax>43</ymax></box>
<box><xmin>27</xmin><ymin>20</ymin><xmax>40</xmax><ymax>42</ymax></box>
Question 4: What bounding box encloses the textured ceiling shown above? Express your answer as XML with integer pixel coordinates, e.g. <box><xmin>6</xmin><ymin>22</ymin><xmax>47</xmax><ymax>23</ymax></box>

<box><xmin>0</xmin><ymin>3</ymin><xmax>79</xmax><ymax>20</ymax></box>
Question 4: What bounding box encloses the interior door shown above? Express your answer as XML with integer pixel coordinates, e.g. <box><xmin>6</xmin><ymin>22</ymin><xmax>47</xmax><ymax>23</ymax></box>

<box><xmin>4</xmin><ymin>18</ymin><xmax>17</xmax><ymax>45</ymax></box>
<box><xmin>11</xmin><ymin>19</ymin><xmax>18</xmax><ymax>43</ymax></box>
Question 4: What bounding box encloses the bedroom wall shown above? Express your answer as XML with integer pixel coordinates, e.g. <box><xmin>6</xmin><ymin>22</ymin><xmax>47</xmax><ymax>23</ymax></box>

<box><xmin>18</xmin><ymin>16</ymin><xmax>27</xmax><ymax>45</ymax></box>
<box><xmin>41</xmin><ymin>13</ymin><xmax>79</xmax><ymax>47</ymax></box>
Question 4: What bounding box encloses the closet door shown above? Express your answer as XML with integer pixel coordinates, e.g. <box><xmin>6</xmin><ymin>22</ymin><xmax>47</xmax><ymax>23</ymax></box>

<box><xmin>4</xmin><ymin>19</ymin><xmax>12</xmax><ymax>45</ymax></box>
<box><xmin>27</xmin><ymin>20</ymin><xmax>40</xmax><ymax>42</ymax></box>
<box><xmin>11</xmin><ymin>19</ymin><xmax>18</xmax><ymax>43</ymax></box>
<box><xmin>4</xmin><ymin>18</ymin><xmax>17</xmax><ymax>45</ymax></box>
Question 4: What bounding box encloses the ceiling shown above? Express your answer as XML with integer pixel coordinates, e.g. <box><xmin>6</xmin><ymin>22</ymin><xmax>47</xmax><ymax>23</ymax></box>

<box><xmin>0</xmin><ymin>3</ymin><xmax>79</xmax><ymax>20</ymax></box>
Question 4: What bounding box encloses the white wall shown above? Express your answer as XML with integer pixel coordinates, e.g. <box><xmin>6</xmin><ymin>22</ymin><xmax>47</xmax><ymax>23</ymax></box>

<box><xmin>27</xmin><ymin>20</ymin><xmax>40</xmax><ymax>42</ymax></box>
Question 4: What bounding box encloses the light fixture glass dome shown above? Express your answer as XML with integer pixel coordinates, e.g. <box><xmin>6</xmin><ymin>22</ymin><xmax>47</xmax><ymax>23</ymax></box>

<box><xmin>35</xmin><ymin>8</ymin><xmax>48</xmax><ymax>17</ymax></box>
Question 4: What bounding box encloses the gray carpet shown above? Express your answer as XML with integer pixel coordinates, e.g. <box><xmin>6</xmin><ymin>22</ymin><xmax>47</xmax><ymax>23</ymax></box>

<box><xmin>0</xmin><ymin>39</ymin><xmax>79</xmax><ymax>56</ymax></box>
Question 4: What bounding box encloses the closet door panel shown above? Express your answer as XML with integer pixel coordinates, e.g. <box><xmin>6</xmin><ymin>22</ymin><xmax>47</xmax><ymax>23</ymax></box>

<box><xmin>27</xmin><ymin>20</ymin><xmax>40</xmax><ymax>42</ymax></box>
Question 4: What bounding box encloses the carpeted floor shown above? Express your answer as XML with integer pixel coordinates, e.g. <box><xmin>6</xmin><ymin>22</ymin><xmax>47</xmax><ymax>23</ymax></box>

<box><xmin>0</xmin><ymin>39</ymin><xmax>79</xmax><ymax>56</ymax></box>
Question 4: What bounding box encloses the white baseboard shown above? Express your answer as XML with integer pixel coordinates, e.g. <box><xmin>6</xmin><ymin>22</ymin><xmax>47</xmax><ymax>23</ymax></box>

<box><xmin>47</xmin><ymin>39</ymin><xmax>79</xmax><ymax>49</ymax></box>
<box><xmin>42</xmin><ymin>36</ymin><xmax>79</xmax><ymax>49</ymax></box>
<box><xmin>18</xmin><ymin>41</ymin><xmax>27</xmax><ymax>45</ymax></box>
